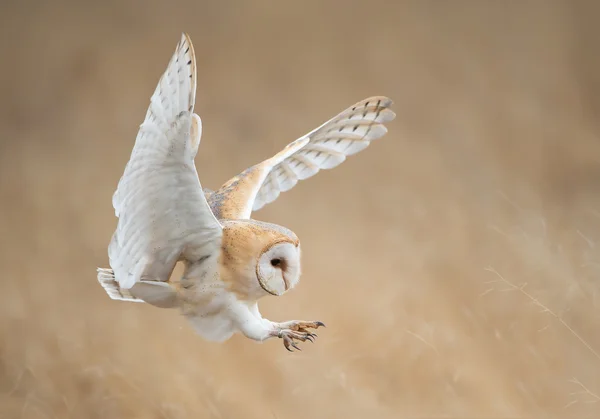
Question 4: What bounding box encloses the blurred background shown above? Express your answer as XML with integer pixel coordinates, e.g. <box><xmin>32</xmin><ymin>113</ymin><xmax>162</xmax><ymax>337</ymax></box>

<box><xmin>1</xmin><ymin>0</ymin><xmax>600</xmax><ymax>417</ymax></box>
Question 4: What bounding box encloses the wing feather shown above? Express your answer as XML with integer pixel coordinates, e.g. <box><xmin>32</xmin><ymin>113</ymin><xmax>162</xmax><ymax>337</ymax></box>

<box><xmin>107</xmin><ymin>33</ymin><xmax>222</xmax><ymax>290</ymax></box>
<box><xmin>208</xmin><ymin>96</ymin><xmax>395</xmax><ymax>218</ymax></box>
<box><xmin>252</xmin><ymin>97</ymin><xmax>395</xmax><ymax>211</ymax></box>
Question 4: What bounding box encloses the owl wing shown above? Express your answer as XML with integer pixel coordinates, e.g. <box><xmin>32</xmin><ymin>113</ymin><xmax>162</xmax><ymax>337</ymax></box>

<box><xmin>107</xmin><ymin>33</ymin><xmax>222</xmax><ymax>290</ymax></box>
<box><xmin>209</xmin><ymin>97</ymin><xmax>395</xmax><ymax>219</ymax></box>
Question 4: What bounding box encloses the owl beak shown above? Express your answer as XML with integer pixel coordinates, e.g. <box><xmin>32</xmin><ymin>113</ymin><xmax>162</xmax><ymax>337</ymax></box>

<box><xmin>281</xmin><ymin>272</ymin><xmax>290</xmax><ymax>291</ymax></box>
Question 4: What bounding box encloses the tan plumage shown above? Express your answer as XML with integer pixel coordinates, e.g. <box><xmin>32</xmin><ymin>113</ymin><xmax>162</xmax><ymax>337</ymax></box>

<box><xmin>97</xmin><ymin>33</ymin><xmax>395</xmax><ymax>351</ymax></box>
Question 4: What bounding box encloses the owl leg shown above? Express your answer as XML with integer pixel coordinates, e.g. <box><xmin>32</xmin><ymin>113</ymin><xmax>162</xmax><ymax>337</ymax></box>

<box><xmin>229</xmin><ymin>302</ymin><xmax>325</xmax><ymax>351</ymax></box>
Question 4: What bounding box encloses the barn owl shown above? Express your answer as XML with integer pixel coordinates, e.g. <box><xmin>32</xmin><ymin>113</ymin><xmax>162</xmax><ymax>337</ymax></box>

<box><xmin>97</xmin><ymin>33</ymin><xmax>395</xmax><ymax>351</ymax></box>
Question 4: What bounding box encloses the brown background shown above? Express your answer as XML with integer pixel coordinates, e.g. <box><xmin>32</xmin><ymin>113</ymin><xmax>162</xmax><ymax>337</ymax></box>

<box><xmin>1</xmin><ymin>0</ymin><xmax>600</xmax><ymax>418</ymax></box>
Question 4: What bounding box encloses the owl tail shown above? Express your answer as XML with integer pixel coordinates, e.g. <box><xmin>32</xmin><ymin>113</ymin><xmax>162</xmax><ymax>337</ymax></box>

<box><xmin>97</xmin><ymin>267</ymin><xmax>181</xmax><ymax>309</ymax></box>
<box><xmin>97</xmin><ymin>267</ymin><xmax>145</xmax><ymax>303</ymax></box>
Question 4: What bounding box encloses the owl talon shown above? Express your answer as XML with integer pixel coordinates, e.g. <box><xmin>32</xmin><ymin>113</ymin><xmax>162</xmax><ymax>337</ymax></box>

<box><xmin>298</xmin><ymin>329</ymin><xmax>318</xmax><ymax>340</ymax></box>
<box><xmin>278</xmin><ymin>329</ymin><xmax>315</xmax><ymax>351</ymax></box>
<box><xmin>283</xmin><ymin>335</ymin><xmax>301</xmax><ymax>351</ymax></box>
<box><xmin>276</xmin><ymin>320</ymin><xmax>325</xmax><ymax>351</ymax></box>
<box><xmin>281</xmin><ymin>334</ymin><xmax>293</xmax><ymax>351</ymax></box>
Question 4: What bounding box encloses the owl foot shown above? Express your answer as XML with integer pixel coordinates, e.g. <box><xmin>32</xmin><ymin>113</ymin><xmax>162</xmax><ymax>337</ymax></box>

<box><xmin>275</xmin><ymin>321</ymin><xmax>325</xmax><ymax>352</ymax></box>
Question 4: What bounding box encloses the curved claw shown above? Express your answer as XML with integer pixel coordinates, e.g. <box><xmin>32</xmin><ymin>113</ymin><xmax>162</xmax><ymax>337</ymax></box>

<box><xmin>297</xmin><ymin>329</ymin><xmax>318</xmax><ymax>339</ymax></box>
<box><xmin>281</xmin><ymin>331</ymin><xmax>303</xmax><ymax>352</ymax></box>
<box><xmin>278</xmin><ymin>321</ymin><xmax>326</xmax><ymax>352</ymax></box>
<box><xmin>283</xmin><ymin>336</ymin><xmax>294</xmax><ymax>352</ymax></box>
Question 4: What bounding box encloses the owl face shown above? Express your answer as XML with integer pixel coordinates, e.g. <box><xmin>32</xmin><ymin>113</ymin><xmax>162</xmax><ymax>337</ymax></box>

<box><xmin>218</xmin><ymin>219</ymin><xmax>301</xmax><ymax>300</ymax></box>
<box><xmin>256</xmin><ymin>241</ymin><xmax>301</xmax><ymax>296</ymax></box>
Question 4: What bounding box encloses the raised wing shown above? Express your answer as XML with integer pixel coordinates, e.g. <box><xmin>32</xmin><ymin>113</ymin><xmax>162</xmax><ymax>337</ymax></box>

<box><xmin>107</xmin><ymin>33</ymin><xmax>222</xmax><ymax>290</ymax></box>
<box><xmin>209</xmin><ymin>97</ymin><xmax>395</xmax><ymax>219</ymax></box>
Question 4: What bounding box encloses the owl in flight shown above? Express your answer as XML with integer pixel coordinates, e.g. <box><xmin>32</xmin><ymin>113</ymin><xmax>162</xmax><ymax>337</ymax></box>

<box><xmin>97</xmin><ymin>33</ymin><xmax>395</xmax><ymax>351</ymax></box>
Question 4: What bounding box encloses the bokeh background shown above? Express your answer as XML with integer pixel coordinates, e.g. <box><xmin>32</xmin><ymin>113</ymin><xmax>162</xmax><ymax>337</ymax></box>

<box><xmin>2</xmin><ymin>0</ymin><xmax>600</xmax><ymax>418</ymax></box>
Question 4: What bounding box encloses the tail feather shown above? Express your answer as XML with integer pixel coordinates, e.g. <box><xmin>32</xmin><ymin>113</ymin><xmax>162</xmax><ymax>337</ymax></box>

<box><xmin>97</xmin><ymin>267</ymin><xmax>145</xmax><ymax>303</ymax></box>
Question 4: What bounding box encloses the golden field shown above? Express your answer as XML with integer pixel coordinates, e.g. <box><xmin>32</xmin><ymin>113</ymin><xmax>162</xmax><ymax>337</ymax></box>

<box><xmin>1</xmin><ymin>1</ymin><xmax>599</xmax><ymax>417</ymax></box>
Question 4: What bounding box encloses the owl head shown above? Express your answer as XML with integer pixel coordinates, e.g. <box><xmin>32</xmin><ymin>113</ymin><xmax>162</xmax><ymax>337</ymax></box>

<box><xmin>219</xmin><ymin>220</ymin><xmax>302</xmax><ymax>299</ymax></box>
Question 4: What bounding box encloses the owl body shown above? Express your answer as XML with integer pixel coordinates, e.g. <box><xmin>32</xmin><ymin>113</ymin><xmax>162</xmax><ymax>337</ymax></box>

<box><xmin>180</xmin><ymin>272</ymin><xmax>236</xmax><ymax>343</ymax></box>
<box><xmin>97</xmin><ymin>33</ymin><xmax>395</xmax><ymax>351</ymax></box>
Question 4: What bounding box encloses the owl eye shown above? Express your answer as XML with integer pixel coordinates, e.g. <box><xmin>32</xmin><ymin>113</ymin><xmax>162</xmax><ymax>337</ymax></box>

<box><xmin>271</xmin><ymin>258</ymin><xmax>281</xmax><ymax>267</ymax></box>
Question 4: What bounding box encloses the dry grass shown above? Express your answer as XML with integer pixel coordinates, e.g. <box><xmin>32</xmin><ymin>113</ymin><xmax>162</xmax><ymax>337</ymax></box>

<box><xmin>1</xmin><ymin>0</ymin><xmax>600</xmax><ymax>418</ymax></box>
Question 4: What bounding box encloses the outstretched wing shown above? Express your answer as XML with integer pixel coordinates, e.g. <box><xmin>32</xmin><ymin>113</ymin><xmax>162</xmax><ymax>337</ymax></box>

<box><xmin>209</xmin><ymin>97</ymin><xmax>395</xmax><ymax>219</ymax></box>
<box><xmin>108</xmin><ymin>33</ymin><xmax>222</xmax><ymax>290</ymax></box>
